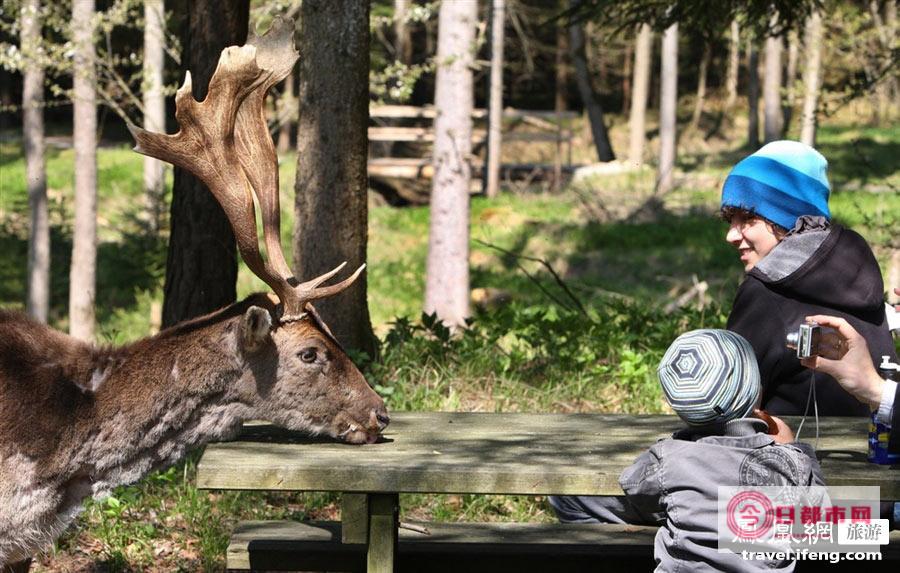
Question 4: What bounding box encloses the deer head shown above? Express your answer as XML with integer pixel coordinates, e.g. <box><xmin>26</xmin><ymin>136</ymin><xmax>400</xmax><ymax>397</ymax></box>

<box><xmin>126</xmin><ymin>17</ymin><xmax>387</xmax><ymax>443</ymax></box>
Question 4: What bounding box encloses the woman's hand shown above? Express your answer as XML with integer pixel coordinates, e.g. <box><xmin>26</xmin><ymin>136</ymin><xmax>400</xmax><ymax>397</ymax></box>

<box><xmin>754</xmin><ymin>409</ymin><xmax>795</xmax><ymax>444</ymax></box>
<box><xmin>799</xmin><ymin>314</ymin><xmax>885</xmax><ymax>410</ymax></box>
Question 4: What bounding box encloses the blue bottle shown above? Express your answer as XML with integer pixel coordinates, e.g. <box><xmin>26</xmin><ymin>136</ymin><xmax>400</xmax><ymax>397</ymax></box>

<box><xmin>868</xmin><ymin>356</ymin><xmax>900</xmax><ymax>465</ymax></box>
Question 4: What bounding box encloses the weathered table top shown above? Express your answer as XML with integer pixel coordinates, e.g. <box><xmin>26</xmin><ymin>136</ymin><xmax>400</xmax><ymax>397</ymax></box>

<box><xmin>197</xmin><ymin>412</ymin><xmax>898</xmax><ymax>497</ymax></box>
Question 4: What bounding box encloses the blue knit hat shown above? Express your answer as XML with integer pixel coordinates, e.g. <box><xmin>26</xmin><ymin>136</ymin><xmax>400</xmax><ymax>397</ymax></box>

<box><xmin>721</xmin><ymin>140</ymin><xmax>831</xmax><ymax>231</ymax></box>
<box><xmin>657</xmin><ymin>329</ymin><xmax>761</xmax><ymax>426</ymax></box>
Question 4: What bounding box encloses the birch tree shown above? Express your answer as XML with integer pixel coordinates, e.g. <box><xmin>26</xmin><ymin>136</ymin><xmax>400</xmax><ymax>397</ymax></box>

<box><xmin>295</xmin><ymin>0</ymin><xmax>377</xmax><ymax>355</ymax></box>
<box><xmin>799</xmin><ymin>8</ymin><xmax>822</xmax><ymax>146</ymax></box>
<box><xmin>276</xmin><ymin>71</ymin><xmax>295</xmax><ymax>153</ymax></box>
<box><xmin>782</xmin><ymin>30</ymin><xmax>799</xmax><ymax>134</ymax></box>
<box><xmin>869</xmin><ymin>0</ymin><xmax>897</xmax><ymax>120</ymax></box>
<box><xmin>70</xmin><ymin>0</ymin><xmax>97</xmax><ymax>341</ymax></box>
<box><xmin>143</xmin><ymin>0</ymin><xmax>165</xmax><ymax>234</ymax></box>
<box><xmin>627</xmin><ymin>23</ymin><xmax>652</xmax><ymax>166</ymax></box>
<box><xmin>888</xmin><ymin>1</ymin><xmax>898</xmax><ymax>112</ymax></box>
<box><xmin>485</xmin><ymin>0</ymin><xmax>506</xmax><ymax>198</ymax></box>
<box><xmin>22</xmin><ymin>0</ymin><xmax>49</xmax><ymax>323</ymax></box>
<box><xmin>689</xmin><ymin>41</ymin><xmax>710</xmax><ymax>130</ymax></box>
<box><xmin>395</xmin><ymin>0</ymin><xmax>412</xmax><ymax>64</ymax></box>
<box><xmin>657</xmin><ymin>22</ymin><xmax>678</xmax><ymax>194</ymax></box>
<box><xmin>725</xmin><ymin>19</ymin><xmax>740</xmax><ymax>109</ymax></box>
<box><xmin>424</xmin><ymin>0</ymin><xmax>476</xmax><ymax>328</ymax></box>
<box><xmin>763</xmin><ymin>27</ymin><xmax>783</xmax><ymax>143</ymax></box>
<box><xmin>555</xmin><ymin>22</ymin><xmax>568</xmax><ymax>112</ymax></box>
<box><xmin>162</xmin><ymin>0</ymin><xmax>248</xmax><ymax>327</ymax></box>
<box><xmin>747</xmin><ymin>40</ymin><xmax>760</xmax><ymax>149</ymax></box>
<box><xmin>569</xmin><ymin>0</ymin><xmax>614</xmax><ymax>161</ymax></box>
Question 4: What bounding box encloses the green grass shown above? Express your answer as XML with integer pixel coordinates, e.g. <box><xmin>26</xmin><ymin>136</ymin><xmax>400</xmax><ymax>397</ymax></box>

<box><xmin>1</xmin><ymin>115</ymin><xmax>898</xmax><ymax>571</ymax></box>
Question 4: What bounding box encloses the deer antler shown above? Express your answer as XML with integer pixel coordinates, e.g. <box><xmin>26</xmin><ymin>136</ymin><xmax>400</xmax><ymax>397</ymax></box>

<box><xmin>127</xmin><ymin>17</ymin><xmax>363</xmax><ymax>321</ymax></box>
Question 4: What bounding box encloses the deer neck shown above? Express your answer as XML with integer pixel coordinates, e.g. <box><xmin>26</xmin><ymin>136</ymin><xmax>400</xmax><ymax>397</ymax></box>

<box><xmin>69</xmin><ymin>311</ymin><xmax>257</xmax><ymax>497</ymax></box>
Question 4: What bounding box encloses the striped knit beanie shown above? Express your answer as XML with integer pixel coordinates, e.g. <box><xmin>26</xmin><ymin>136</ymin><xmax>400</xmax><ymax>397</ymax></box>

<box><xmin>657</xmin><ymin>329</ymin><xmax>760</xmax><ymax>426</ymax></box>
<box><xmin>721</xmin><ymin>140</ymin><xmax>831</xmax><ymax>231</ymax></box>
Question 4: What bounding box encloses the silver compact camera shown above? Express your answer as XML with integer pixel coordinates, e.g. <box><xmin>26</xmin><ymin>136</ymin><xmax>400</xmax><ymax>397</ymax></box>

<box><xmin>785</xmin><ymin>322</ymin><xmax>844</xmax><ymax>359</ymax></box>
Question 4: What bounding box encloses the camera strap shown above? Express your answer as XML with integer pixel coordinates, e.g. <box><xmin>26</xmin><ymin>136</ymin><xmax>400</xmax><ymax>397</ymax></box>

<box><xmin>794</xmin><ymin>370</ymin><xmax>820</xmax><ymax>448</ymax></box>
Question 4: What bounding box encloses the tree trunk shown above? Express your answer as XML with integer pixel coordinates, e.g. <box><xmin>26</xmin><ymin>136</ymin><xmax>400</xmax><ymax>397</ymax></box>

<box><xmin>424</xmin><ymin>0</ymin><xmax>476</xmax><ymax>328</ymax></box>
<box><xmin>725</xmin><ymin>19</ymin><xmax>740</xmax><ymax>109</ymax></box>
<box><xmin>888</xmin><ymin>1</ymin><xmax>898</xmax><ymax>113</ymax></box>
<box><xmin>889</xmin><ymin>250</ymin><xmax>900</xmax><ymax>305</ymax></box>
<box><xmin>0</xmin><ymin>70</ymin><xmax>12</xmax><ymax>111</ymax></box>
<box><xmin>555</xmin><ymin>22</ymin><xmax>568</xmax><ymax>112</ymax></box>
<box><xmin>627</xmin><ymin>23</ymin><xmax>651</xmax><ymax>167</ymax></box>
<box><xmin>800</xmin><ymin>9</ymin><xmax>822</xmax><ymax>146</ymax></box>
<box><xmin>689</xmin><ymin>42</ymin><xmax>710</xmax><ymax>130</ymax></box>
<box><xmin>394</xmin><ymin>0</ymin><xmax>412</xmax><ymax>64</ymax></box>
<box><xmin>295</xmin><ymin>0</ymin><xmax>376</xmax><ymax>355</ymax></box>
<box><xmin>277</xmin><ymin>71</ymin><xmax>295</xmax><ymax>153</ymax></box>
<box><xmin>782</xmin><ymin>30</ymin><xmax>799</xmax><ymax>136</ymax></box>
<box><xmin>568</xmin><ymin>1</ymin><xmax>614</xmax><ymax>162</ymax></box>
<box><xmin>870</xmin><ymin>0</ymin><xmax>896</xmax><ymax>120</ymax></box>
<box><xmin>143</xmin><ymin>0</ymin><xmax>166</xmax><ymax>234</ymax></box>
<box><xmin>763</xmin><ymin>28</ymin><xmax>783</xmax><ymax>143</ymax></box>
<box><xmin>747</xmin><ymin>40</ymin><xmax>760</xmax><ymax>149</ymax></box>
<box><xmin>485</xmin><ymin>0</ymin><xmax>506</xmax><ymax>198</ymax></box>
<box><xmin>70</xmin><ymin>0</ymin><xmax>97</xmax><ymax>341</ymax></box>
<box><xmin>22</xmin><ymin>0</ymin><xmax>49</xmax><ymax>323</ymax></box>
<box><xmin>162</xmin><ymin>0</ymin><xmax>248</xmax><ymax>328</ymax></box>
<box><xmin>621</xmin><ymin>38</ymin><xmax>632</xmax><ymax>114</ymax></box>
<box><xmin>657</xmin><ymin>22</ymin><xmax>678</xmax><ymax>194</ymax></box>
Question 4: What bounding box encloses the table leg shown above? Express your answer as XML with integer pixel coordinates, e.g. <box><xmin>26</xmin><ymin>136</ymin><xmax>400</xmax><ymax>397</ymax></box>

<box><xmin>366</xmin><ymin>493</ymin><xmax>399</xmax><ymax>573</ymax></box>
<box><xmin>342</xmin><ymin>493</ymin><xmax>369</xmax><ymax>544</ymax></box>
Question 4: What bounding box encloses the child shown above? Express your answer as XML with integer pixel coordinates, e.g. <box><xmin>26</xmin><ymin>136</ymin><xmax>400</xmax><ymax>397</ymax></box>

<box><xmin>550</xmin><ymin>329</ymin><xmax>825</xmax><ymax>571</ymax></box>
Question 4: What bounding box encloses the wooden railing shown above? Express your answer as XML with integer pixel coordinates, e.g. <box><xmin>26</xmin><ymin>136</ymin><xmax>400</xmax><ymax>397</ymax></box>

<box><xmin>367</xmin><ymin>105</ymin><xmax>579</xmax><ymax>188</ymax></box>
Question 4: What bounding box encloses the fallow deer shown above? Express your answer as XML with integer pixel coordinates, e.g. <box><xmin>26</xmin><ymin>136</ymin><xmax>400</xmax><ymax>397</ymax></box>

<box><xmin>0</xmin><ymin>18</ymin><xmax>387</xmax><ymax>570</ymax></box>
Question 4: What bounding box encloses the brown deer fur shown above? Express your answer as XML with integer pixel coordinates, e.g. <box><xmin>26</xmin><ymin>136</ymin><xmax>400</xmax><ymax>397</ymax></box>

<box><xmin>0</xmin><ymin>294</ymin><xmax>388</xmax><ymax>566</ymax></box>
<box><xmin>0</xmin><ymin>17</ymin><xmax>390</xmax><ymax>569</ymax></box>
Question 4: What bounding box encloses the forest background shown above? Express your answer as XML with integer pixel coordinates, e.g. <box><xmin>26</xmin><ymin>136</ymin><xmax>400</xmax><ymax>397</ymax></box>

<box><xmin>0</xmin><ymin>0</ymin><xmax>898</xmax><ymax>570</ymax></box>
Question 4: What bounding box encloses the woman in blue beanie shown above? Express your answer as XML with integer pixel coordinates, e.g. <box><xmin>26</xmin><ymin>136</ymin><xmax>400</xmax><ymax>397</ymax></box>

<box><xmin>720</xmin><ymin>140</ymin><xmax>897</xmax><ymax>416</ymax></box>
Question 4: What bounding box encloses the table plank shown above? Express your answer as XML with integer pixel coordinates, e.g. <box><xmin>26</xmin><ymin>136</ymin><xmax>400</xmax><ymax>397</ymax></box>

<box><xmin>197</xmin><ymin>413</ymin><xmax>898</xmax><ymax>497</ymax></box>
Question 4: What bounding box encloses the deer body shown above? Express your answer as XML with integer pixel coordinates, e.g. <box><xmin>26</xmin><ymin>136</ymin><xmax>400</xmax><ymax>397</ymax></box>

<box><xmin>2</xmin><ymin>16</ymin><xmax>389</xmax><ymax>569</ymax></box>
<box><xmin>0</xmin><ymin>294</ymin><xmax>387</xmax><ymax>565</ymax></box>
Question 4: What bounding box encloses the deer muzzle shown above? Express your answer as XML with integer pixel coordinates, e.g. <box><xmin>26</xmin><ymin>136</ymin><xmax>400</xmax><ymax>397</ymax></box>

<box><xmin>338</xmin><ymin>400</ymin><xmax>390</xmax><ymax>445</ymax></box>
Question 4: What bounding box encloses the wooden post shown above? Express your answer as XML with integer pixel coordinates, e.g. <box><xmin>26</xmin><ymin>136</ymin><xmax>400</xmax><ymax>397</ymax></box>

<box><xmin>367</xmin><ymin>493</ymin><xmax>399</xmax><ymax>573</ymax></box>
<box><xmin>342</xmin><ymin>493</ymin><xmax>369</xmax><ymax>544</ymax></box>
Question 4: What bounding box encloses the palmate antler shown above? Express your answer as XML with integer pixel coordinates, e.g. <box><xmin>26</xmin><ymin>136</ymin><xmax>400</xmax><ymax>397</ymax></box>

<box><xmin>127</xmin><ymin>17</ymin><xmax>362</xmax><ymax>321</ymax></box>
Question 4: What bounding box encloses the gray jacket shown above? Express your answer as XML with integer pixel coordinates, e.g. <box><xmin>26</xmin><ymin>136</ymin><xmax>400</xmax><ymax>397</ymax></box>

<box><xmin>620</xmin><ymin>418</ymin><xmax>825</xmax><ymax>572</ymax></box>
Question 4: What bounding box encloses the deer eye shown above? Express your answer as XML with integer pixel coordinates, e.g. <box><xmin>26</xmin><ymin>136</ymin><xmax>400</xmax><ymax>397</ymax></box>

<box><xmin>299</xmin><ymin>348</ymin><xmax>318</xmax><ymax>364</ymax></box>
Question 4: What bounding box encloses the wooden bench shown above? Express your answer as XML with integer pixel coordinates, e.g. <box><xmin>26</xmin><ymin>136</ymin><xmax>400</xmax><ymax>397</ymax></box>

<box><xmin>227</xmin><ymin>519</ymin><xmax>900</xmax><ymax>572</ymax></box>
<box><xmin>198</xmin><ymin>413</ymin><xmax>900</xmax><ymax>572</ymax></box>
<box><xmin>368</xmin><ymin>105</ymin><xmax>579</xmax><ymax>197</ymax></box>
<box><xmin>227</xmin><ymin>520</ymin><xmax>658</xmax><ymax>572</ymax></box>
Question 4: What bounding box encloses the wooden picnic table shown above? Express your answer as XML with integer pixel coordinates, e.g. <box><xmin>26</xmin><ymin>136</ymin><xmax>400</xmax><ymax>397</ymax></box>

<box><xmin>197</xmin><ymin>412</ymin><xmax>897</xmax><ymax>572</ymax></box>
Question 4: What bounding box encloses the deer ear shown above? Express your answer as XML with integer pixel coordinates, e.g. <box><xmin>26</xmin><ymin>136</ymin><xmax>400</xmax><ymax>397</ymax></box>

<box><xmin>240</xmin><ymin>306</ymin><xmax>273</xmax><ymax>353</ymax></box>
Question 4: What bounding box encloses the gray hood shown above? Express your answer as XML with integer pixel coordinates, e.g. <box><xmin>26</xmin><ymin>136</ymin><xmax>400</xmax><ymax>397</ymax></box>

<box><xmin>750</xmin><ymin>216</ymin><xmax>886</xmax><ymax>316</ymax></box>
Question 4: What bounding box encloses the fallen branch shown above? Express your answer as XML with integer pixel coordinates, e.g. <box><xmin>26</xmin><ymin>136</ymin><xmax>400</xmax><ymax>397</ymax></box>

<box><xmin>400</xmin><ymin>522</ymin><xmax>431</xmax><ymax>535</ymax></box>
<box><xmin>663</xmin><ymin>275</ymin><xmax>708</xmax><ymax>314</ymax></box>
<box><xmin>474</xmin><ymin>239</ymin><xmax>589</xmax><ymax>317</ymax></box>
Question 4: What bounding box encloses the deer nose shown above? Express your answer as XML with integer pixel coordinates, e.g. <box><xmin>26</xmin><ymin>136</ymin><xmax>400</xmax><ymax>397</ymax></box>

<box><xmin>373</xmin><ymin>407</ymin><xmax>390</xmax><ymax>431</ymax></box>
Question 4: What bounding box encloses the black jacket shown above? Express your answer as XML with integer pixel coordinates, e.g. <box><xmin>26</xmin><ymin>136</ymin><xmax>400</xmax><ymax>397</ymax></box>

<box><xmin>727</xmin><ymin>218</ymin><xmax>897</xmax><ymax>417</ymax></box>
